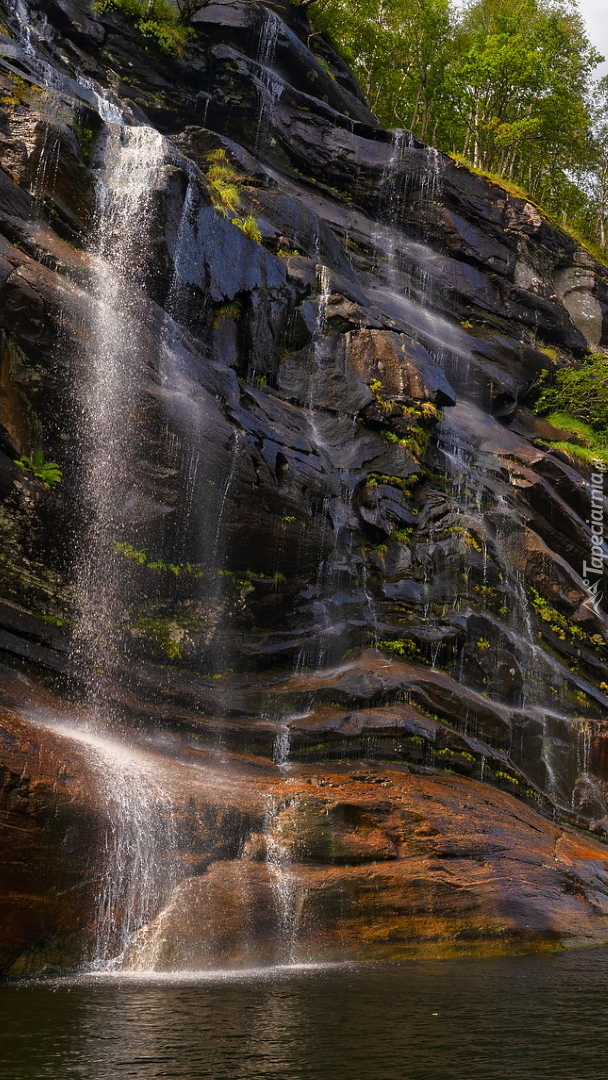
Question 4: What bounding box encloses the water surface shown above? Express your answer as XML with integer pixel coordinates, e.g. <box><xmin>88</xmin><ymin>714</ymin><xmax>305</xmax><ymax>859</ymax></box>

<box><xmin>2</xmin><ymin>951</ymin><xmax>608</xmax><ymax>1079</ymax></box>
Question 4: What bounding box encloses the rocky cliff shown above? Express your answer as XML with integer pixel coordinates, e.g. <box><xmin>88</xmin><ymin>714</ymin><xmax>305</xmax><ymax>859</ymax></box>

<box><xmin>2</xmin><ymin>0</ymin><xmax>608</xmax><ymax>974</ymax></box>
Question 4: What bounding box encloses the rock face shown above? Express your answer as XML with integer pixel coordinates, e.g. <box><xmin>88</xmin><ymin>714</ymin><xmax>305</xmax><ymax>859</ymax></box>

<box><xmin>0</xmin><ymin>0</ymin><xmax>608</xmax><ymax>973</ymax></box>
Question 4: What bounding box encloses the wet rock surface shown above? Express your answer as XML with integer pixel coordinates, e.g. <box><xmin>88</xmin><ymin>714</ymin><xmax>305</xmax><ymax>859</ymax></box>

<box><xmin>4</xmin><ymin>686</ymin><xmax>608</xmax><ymax>973</ymax></box>
<box><xmin>0</xmin><ymin>0</ymin><xmax>608</xmax><ymax>970</ymax></box>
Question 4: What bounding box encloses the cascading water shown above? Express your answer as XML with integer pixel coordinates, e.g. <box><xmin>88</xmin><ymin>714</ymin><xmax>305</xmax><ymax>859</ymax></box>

<box><xmin>294</xmin><ymin>263</ymin><xmax>341</xmax><ymax>675</ymax></box>
<box><xmin>437</xmin><ymin>427</ymin><xmax>565</xmax><ymax>707</ymax></box>
<box><xmin>73</xmin><ymin>119</ymin><xmax>166</xmax><ymax>709</ymax></box>
<box><xmin>372</xmin><ymin>130</ymin><xmax>409</xmax><ymax>288</ymax></box>
<box><xmin>66</xmin><ymin>109</ymin><xmax>184</xmax><ymax>967</ymax></box>
<box><xmin>264</xmin><ymin>798</ymin><xmax>302</xmax><ymax>964</ymax></box>
<box><xmin>50</xmin><ymin>721</ymin><xmax>179</xmax><ymax>968</ymax></box>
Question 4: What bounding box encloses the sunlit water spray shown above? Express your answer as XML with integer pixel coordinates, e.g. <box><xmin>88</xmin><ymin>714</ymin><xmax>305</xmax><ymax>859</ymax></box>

<box><xmin>35</xmin><ymin>717</ymin><xmax>179</xmax><ymax>969</ymax></box>
<box><xmin>73</xmin><ymin>120</ymin><xmax>167</xmax><ymax>708</ymax></box>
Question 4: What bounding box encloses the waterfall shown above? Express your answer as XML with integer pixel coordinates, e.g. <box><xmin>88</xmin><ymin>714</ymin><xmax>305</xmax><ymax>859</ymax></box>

<box><xmin>73</xmin><ymin>120</ymin><xmax>166</xmax><ymax>711</ymax></box>
<box><xmin>66</xmin><ymin>105</ymin><xmax>178</xmax><ymax>965</ymax></box>
<box><xmin>372</xmin><ymin>131</ymin><xmax>409</xmax><ymax>288</ymax></box>
<box><xmin>293</xmin><ymin>265</ymin><xmax>335</xmax><ymax>676</ymax></box>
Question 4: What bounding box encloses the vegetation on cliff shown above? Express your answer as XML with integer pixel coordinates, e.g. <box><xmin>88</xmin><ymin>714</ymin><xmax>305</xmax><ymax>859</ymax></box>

<box><xmin>301</xmin><ymin>0</ymin><xmax>608</xmax><ymax>259</ymax></box>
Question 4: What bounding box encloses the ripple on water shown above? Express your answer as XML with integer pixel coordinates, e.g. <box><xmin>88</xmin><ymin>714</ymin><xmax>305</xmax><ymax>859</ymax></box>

<box><xmin>2</xmin><ymin>951</ymin><xmax>608</xmax><ymax>1080</ymax></box>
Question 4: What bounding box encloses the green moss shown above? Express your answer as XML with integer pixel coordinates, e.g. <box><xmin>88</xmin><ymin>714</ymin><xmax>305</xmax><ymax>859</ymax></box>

<box><xmin>494</xmin><ymin>771</ymin><xmax>520</xmax><ymax>785</ymax></box>
<box><xmin>235</xmin><ymin>214</ymin><xmax>263</xmax><ymax>243</ymax></box>
<box><xmin>114</xmin><ymin>542</ymin><xmax>203</xmax><ymax>577</ymax></box>
<box><xmin>130</xmin><ymin>615</ymin><xmax>184</xmax><ymax>660</ymax></box>
<box><xmin>391</xmin><ymin>528</ymin><xmax>414</xmax><ymax>544</ymax></box>
<box><xmin>378</xmin><ymin>638</ymin><xmax>422</xmax><ymax>661</ymax></box>
<box><xmin>212</xmin><ymin>300</ymin><xmax>242</xmax><ymax>329</ymax></box>
<box><xmin>528</xmin><ymin>587</ymin><xmax>586</xmax><ymax>642</ymax></box>
<box><xmin>70</xmin><ymin>122</ymin><xmax>95</xmax><ymax>163</ymax></box>
<box><xmin>39</xmin><ymin>614</ymin><xmax>69</xmax><ymax>627</ymax></box>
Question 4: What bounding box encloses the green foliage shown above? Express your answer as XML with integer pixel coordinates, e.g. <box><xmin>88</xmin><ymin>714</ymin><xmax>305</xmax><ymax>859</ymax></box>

<box><xmin>378</xmin><ymin>637</ymin><xmax>422</xmax><ymax>660</ymax></box>
<box><xmin>528</xmin><ymin>587</ymin><xmax>586</xmax><ymax>641</ymax></box>
<box><xmin>535</xmin><ymin>355</ymin><xmax>608</xmax><ymax>440</ymax></box>
<box><xmin>541</xmin><ymin>440</ymin><xmax>608</xmax><ymax>467</ymax></box>
<box><xmin>137</xmin><ymin>18</ymin><xmax>190</xmax><ymax>55</ymax></box>
<box><xmin>235</xmin><ymin>214</ymin><xmax>263</xmax><ymax>243</ymax></box>
<box><xmin>92</xmin><ymin>0</ymin><xmax>192</xmax><ymax>56</ymax></box>
<box><xmin>114</xmin><ymin>542</ymin><xmax>203</xmax><ymax>577</ymax></box>
<box><xmin>130</xmin><ymin>615</ymin><xmax>183</xmax><ymax>659</ymax></box>
<box><xmin>204</xmin><ymin>150</ymin><xmax>263</xmax><ymax>243</ymax></box>
<box><xmin>16</xmin><ymin>451</ymin><xmax>62</xmax><ymax>488</ymax></box>
<box><xmin>391</xmin><ymin>528</ymin><xmax>414</xmax><ymax>543</ymax></box>
<box><xmin>71</xmin><ymin>122</ymin><xmax>95</xmax><ymax>163</ymax></box>
<box><xmin>495</xmin><ymin>771</ymin><xmax>519</xmax><ymax>784</ymax></box>
<box><xmin>212</xmin><ymin>300</ymin><xmax>242</xmax><ymax>328</ymax></box>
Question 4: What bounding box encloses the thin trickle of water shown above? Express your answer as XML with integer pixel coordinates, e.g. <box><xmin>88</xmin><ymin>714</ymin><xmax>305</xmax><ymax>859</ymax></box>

<box><xmin>420</xmin><ymin>146</ymin><xmax>441</xmax><ymax>204</ymax></box>
<box><xmin>306</xmin><ymin>264</ymin><xmax>331</xmax><ymax>453</ymax></box>
<box><xmin>272</xmin><ymin>725</ymin><xmax>291</xmax><ymax>768</ymax></box>
<box><xmin>79</xmin><ymin>75</ymin><xmax>125</xmax><ymax>126</ymax></box>
<box><xmin>14</xmin><ymin>0</ymin><xmax>34</xmax><ymax>56</ymax></box>
<box><xmin>264</xmin><ymin>799</ymin><xmax>302</xmax><ymax>963</ymax></box>
<box><xmin>372</xmin><ymin>130</ymin><xmax>410</xmax><ymax>288</ymax></box>
<box><xmin>11</xmin><ymin>0</ymin><xmax>67</xmax><ymax>92</ymax></box>
<box><xmin>296</xmin><ymin>265</ymin><xmax>333</xmax><ymax>668</ymax></box>
<box><xmin>577</xmin><ymin>719</ymin><xmax>593</xmax><ymax>779</ymax></box>
<box><xmin>211</xmin><ymin>429</ymin><xmax>244</xmax><ymax>572</ymax></box>
<box><xmin>255</xmin><ymin>9</ymin><xmax>283</xmax><ymax>151</ymax></box>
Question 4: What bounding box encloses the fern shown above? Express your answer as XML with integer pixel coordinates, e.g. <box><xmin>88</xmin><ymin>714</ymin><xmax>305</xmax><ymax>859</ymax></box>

<box><xmin>17</xmin><ymin>451</ymin><xmax>62</xmax><ymax>488</ymax></box>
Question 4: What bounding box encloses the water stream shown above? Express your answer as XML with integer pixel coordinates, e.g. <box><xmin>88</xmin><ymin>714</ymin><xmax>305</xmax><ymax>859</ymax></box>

<box><xmin>73</xmin><ymin>120</ymin><xmax>167</xmax><ymax>711</ymax></box>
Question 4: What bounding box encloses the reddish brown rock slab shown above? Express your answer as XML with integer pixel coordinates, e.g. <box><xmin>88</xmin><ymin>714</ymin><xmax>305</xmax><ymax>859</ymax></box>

<box><xmin>4</xmin><ymin>676</ymin><xmax>608</xmax><ymax>974</ymax></box>
<box><xmin>123</xmin><ymin>770</ymin><xmax>608</xmax><ymax>970</ymax></box>
<box><xmin>0</xmin><ymin>706</ymin><xmax>102</xmax><ymax>972</ymax></box>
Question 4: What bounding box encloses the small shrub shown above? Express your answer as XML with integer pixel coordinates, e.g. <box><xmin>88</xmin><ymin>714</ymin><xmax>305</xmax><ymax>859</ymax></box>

<box><xmin>204</xmin><ymin>150</ymin><xmax>263</xmax><ymax>244</ymax></box>
<box><xmin>92</xmin><ymin>0</ymin><xmax>192</xmax><ymax>56</ymax></box>
<box><xmin>212</xmin><ymin>300</ymin><xmax>242</xmax><ymax>328</ymax></box>
<box><xmin>235</xmin><ymin>214</ymin><xmax>263</xmax><ymax>243</ymax></box>
<box><xmin>71</xmin><ymin>122</ymin><xmax>95</xmax><ymax>163</ymax></box>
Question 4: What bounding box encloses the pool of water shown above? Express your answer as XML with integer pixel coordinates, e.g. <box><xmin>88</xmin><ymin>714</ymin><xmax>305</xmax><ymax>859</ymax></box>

<box><xmin>2</xmin><ymin>951</ymin><xmax>608</xmax><ymax>1079</ymax></box>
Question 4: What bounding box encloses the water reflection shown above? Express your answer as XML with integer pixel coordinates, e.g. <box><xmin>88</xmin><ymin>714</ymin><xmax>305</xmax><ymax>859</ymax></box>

<box><xmin>2</xmin><ymin>952</ymin><xmax>608</xmax><ymax>1079</ymax></box>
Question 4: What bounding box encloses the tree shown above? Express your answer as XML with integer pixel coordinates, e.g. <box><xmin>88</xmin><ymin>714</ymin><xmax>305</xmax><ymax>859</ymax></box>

<box><xmin>307</xmin><ymin>0</ymin><xmax>607</xmax><ymax>256</ymax></box>
<box><xmin>447</xmin><ymin>0</ymin><xmax>601</xmax><ymax>186</ymax></box>
<box><xmin>310</xmin><ymin>0</ymin><xmax>454</xmax><ymax>135</ymax></box>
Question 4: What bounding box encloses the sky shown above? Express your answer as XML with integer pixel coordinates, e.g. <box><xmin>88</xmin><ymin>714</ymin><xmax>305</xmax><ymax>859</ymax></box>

<box><xmin>578</xmin><ymin>0</ymin><xmax>608</xmax><ymax>76</ymax></box>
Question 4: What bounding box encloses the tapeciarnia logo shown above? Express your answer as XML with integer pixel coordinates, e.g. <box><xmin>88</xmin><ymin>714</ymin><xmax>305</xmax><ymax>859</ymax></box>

<box><xmin>582</xmin><ymin>465</ymin><xmax>606</xmax><ymax>615</ymax></box>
